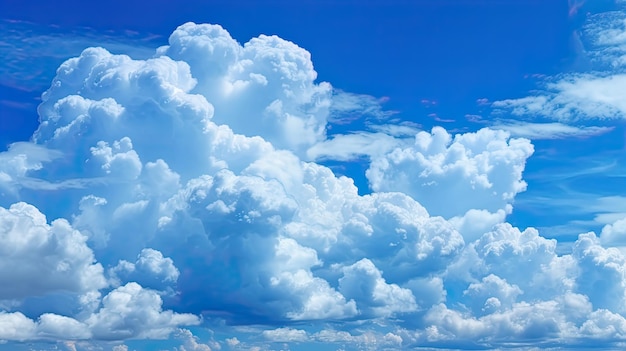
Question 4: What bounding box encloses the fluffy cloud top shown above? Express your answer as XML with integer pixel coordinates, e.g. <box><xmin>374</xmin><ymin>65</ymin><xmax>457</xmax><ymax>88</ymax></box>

<box><xmin>0</xmin><ymin>202</ymin><xmax>106</xmax><ymax>299</ymax></box>
<box><xmin>366</xmin><ymin>127</ymin><xmax>533</xmax><ymax>218</ymax></box>
<box><xmin>157</xmin><ymin>22</ymin><xmax>332</xmax><ymax>156</ymax></box>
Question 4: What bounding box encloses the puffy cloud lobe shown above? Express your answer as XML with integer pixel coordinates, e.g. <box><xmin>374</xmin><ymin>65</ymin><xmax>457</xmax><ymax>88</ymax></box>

<box><xmin>90</xmin><ymin>137</ymin><xmax>142</xmax><ymax>180</ymax></box>
<box><xmin>262</xmin><ymin>327</ymin><xmax>308</xmax><ymax>342</ymax></box>
<box><xmin>0</xmin><ymin>202</ymin><xmax>106</xmax><ymax>299</ymax></box>
<box><xmin>572</xmin><ymin>233</ymin><xmax>626</xmax><ymax>312</ymax></box>
<box><xmin>174</xmin><ymin>329</ymin><xmax>214</xmax><ymax>351</ymax></box>
<box><xmin>418</xmin><ymin>226</ymin><xmax>626</xmax><ymax>346</ymax></box>
<box><xmin>36</xmin><ymin>314</ymin><xmax>91</xmax><ymax>340</ymax></box>
<box><xmin>0</xmin><ymin>283</ymin><xmax>199</xmax><ymax>342</ymax></box>
<box><xmin>366</xmin><ymin>127</ymin><xmax>534</xmax><ymax>220</ymax></box>
<box><xmin>158</xmin><ymin>22</ymin><xmax>332</xmax><ymax>156</ymax></box>
<box><xmin>463</xmin><ymin>274</ymin><xmax>523</xmax><ymax>315</ymax></box>
<box><xmin>466</xmin><ymin>223</ymin><xmax>571</xmax><ymax>302</ymax></box>
<box><xmin>85</xmin><ymin>283</ymin><xmax>199</xmax><ymax>340</ymax></box>
<box><xmin>0</xmin><ymin>312</ymin><xmax>37</xmax><ymax>341</ymax></box>
<box><xmin>0</xmin><ymin>142</ymin><xmax>62</xmax><ymax>197</ymax></box>
<box><xmin>422</xmin><ymin>301</ymin><xmax>571</xmax><ymax>344</ymax></box>
<box><xmin>600</xmin><ymin>216</ymin><xmax>626</xmax><ymax>246</ymax></box>
<box><xmin>155</xmin><ymin>170</ymin><xmax>358</xmax><ymax>321</ymax></box>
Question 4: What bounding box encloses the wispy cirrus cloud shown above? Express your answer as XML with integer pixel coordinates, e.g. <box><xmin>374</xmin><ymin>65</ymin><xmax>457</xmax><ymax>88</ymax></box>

<box><xmin>492</xmin><ymin>121</ymin><xmax>614</xmax><ymax>139</ymax></box>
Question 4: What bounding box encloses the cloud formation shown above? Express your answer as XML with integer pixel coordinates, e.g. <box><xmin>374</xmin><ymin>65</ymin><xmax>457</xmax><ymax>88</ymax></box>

<box><xmin>0</xmin><ymin>18</ymin><xmax>625</xmax><ymax>351</ymax></box>
<box><xmin>493</xmin><ymin>7</ymin><xmax>626</xmax><ymax>121</ymax></box>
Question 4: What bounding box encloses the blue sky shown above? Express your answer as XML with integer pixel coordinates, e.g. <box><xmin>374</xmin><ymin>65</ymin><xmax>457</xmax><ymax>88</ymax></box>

<box><xmin>1</xmin><ymin>0</ymin><xmax>626</xmax><ymax>350</ymax></box>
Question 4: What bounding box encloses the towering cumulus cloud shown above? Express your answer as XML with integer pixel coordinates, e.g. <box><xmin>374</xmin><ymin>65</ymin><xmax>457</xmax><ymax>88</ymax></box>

<box><xmin>1</xmin><ymin>20</ymin><xmax>625</xmax><ymax>350</ymax></box>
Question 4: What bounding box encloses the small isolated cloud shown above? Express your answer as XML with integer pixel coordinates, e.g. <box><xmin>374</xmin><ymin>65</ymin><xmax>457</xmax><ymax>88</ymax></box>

<box><xmin>420</xmin><ymin>98</ymin><xmax>437</xmax><ymax>106</ymax></box>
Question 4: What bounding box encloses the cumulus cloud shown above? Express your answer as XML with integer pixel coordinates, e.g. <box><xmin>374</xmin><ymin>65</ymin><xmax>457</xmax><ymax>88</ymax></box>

<box><xmin>262</xmin><ymin>327</ymin><xmax>308</xmax><ymax>342</ymax></box>
<box><xmin>174</xmin><ymin>329</ymin><xmax>215</xmax><ymax>351</ymax></box>
<box><xmin>339</xmin><ymin>258</ymin><xmax>417</xmax><ymax>317</ymax></box>
<box><xmin>156</xmin><ymin>22</ymin><xmax>332</xmax><ymax>156</ymax></box>
<box><xmin>307</xmin><ymin>132</ymin><xmax>407</xmax><ymax>161</ymax></box>
<box><xmin>0</xmin><ymin>142</ymin><xmax>62</xmax><ymax>196</ymax></box>
<box><xmin>366</xmin><ymin>127</ymin><xmax>534</xmax><ymax>219</ymax></box>
<box><xmin>493</xmin><ymin>74</ymin><xmax>626</xmax><ymax>120</ymax></box>
<box><xmin>0</xmin><ymin>283</ymin><xmax>198</xmax><ymax>342</ymax></box>
<box><xmin>109</xmin><ymin>248</ymin><xmax>180</xmax><ymax>289</ymax></box>
<box><xmin>0</xmin><ymin>202</ymin><xmax>106</xmax><ymax>299</ymax></box>
<box><xmin>601</xmin><ymin>216</ymin><xmax>626</xmax><ymax>246</ymax></box>
<box><xmin>3</xmin><ymin>16</ymin><xmax>626</xmax><ymax>351</ymax></box>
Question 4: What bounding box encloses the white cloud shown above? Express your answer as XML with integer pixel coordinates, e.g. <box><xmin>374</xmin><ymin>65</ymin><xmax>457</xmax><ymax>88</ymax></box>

<box><xmin>463</xmin><ymin>274</ymin><xmax>523</xmax><ymax>315</ymax></box>
<box><xmin>492</xmin><ymin>7</ymin><xmax>626</xmax><ymax>121</ymax></box>
<box><xmin>0</xmin><ymin>283</ymin><xmax>199</xmax><ymax>342</ymax></box>
<box><xmin>491</xmin><ymin>121</ymin><xmax>613</xmax><ymax>139</ymax></box>
<box><xmin>175</xmin><ymin>329</ymin><xmax>214</xmax><ymax>351</ymax></box>
<box><xmin>307</xmin><ymin>132</ymin><xmax>408</xmax><ymax>161</ymax></box>
<box><xmin>225</xmin><ymin>337</ymin><xmax>240</xmax><ymax>347</ymax></box>
<box><xmin>262</xmin><ymin>327</ymin><xmax>308</xmax><ymax>342</ymax></box>
<box><xmin>109</xmin><ymin>248</ymin><xmax>180</xmax><ymax>289</ymax></box>
<box><xmin>601</xmin><ymin>216</ymin><xmax>626</xmax><ymax>246</ymax></box>
<box><xmin>0</xmin><ymin>202</ymin><xmax>106</xmax><ymax>299</ymax></box>
<box><xmin>157</xmin><ymin>22</ymin><xmax>332</xmax><ymax>156</ymax></box>
<box><xmin>85</xmin><ymin>283</ymin><xmax>200</xmax><ymax>340</ymax></box>
<box><xmin>493</xmin><ymin>74</ymin><xmax>626</xmax><ymax>120</ymax></box>
<box><xmin>6</xmin><ymin>16</ymin><xmax>626</xmax><ymax>350</ymax></box>
<box><xmin>339</xmin><ymin>258</ymin><xmax>417</xmax><ymax>317</ymax></box>
<box><xmin>0</xmin><ymin>312</ymin><xmax>37</xmax><ymax>341</ymax></box>
<box><xmin>0</xmin><ymin>142</ymin><xmax>62</xmax><ymax>196</ymax></box>
<box><xmin>366</xmin><ymin>127</ymin><xmax>534</xmax><ymax>219</ymax></box>
<box><xmin>328</xmin><ymin>90</ymin><xmax>396</xmax><ymax>124</ymax></box>
<box><xmin>90</xmin><ymin>137</ymin><xmax>142</xmax><ymax>180</ymax></box>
